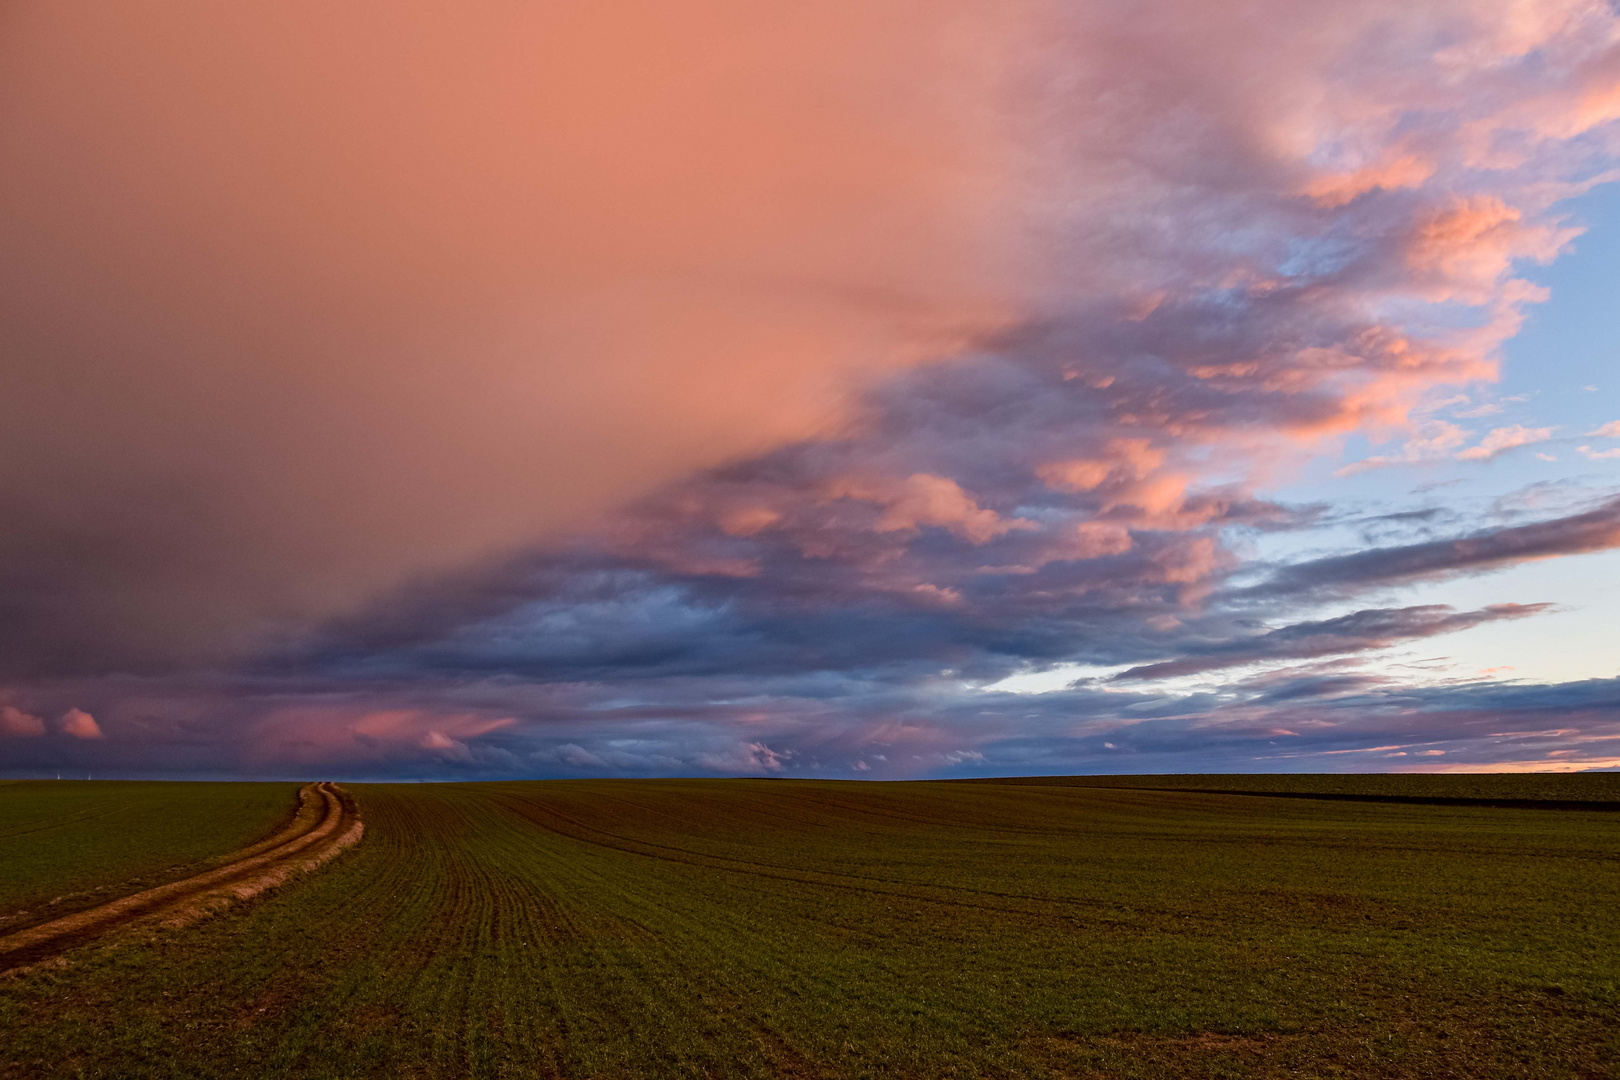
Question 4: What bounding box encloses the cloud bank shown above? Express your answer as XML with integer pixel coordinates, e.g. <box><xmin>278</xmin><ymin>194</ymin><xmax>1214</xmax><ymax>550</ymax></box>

<box><xmin>5</xmin><ymin>0</ymin><xmax>1620</xmax><ymax>778</ymax></box>
<box><xmin>0</xmin><ymin>0</ymin><xmax>1022</xmax><ymax>673</ymax></box>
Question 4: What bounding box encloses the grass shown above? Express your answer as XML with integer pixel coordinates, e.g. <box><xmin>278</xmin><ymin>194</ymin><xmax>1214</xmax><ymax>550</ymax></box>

<box><xmin>1</xmin><ymin>777</ymin><xmax>1617</xmax><ymax>1078</ymax></box>
<box><xmin>0</xmin><ymin>781</ymin><xmax>298</xmax><ymax>930</ymax></box>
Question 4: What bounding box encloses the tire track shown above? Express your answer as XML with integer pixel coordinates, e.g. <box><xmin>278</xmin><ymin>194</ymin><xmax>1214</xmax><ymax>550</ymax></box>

<box><xmin>0</xmin><ymin>782</ymin><xmax>363</xmax><ymax>973</ymax></box>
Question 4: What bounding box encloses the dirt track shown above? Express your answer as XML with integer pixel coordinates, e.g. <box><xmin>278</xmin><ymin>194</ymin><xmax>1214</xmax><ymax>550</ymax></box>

<box><xmin>0</xmin><ymin>782</ymin><xmax>362</xmax><ymax>973</ymax></box>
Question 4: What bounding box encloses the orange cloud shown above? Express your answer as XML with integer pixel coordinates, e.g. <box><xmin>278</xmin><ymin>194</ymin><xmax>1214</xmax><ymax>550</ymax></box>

<box><xmin>59</xmin><ymin>708</ymin><xmax>102</xmax><ymax>740</ymax></box>
<box><xmin>1305</xmin><ymin>152</ymin><xmax>1435</xmax><ymax>208</ymax></box>
<box><xmin>718</xmin><ymin>507</ymin><xmax>783</xmax><ymax>538</ymax></box>
<box><xmin>1403</xmin><ymin>196</ymin><xmax>1576</xmax><ymax>303</ymax></box>
<box><xmin>1037</xmin><ymin>439</ymin><xmax>1167</xmax><ymax>493</ymax></box>
<box><xmin>0</xmin><ymin>705</ymin><xmax>46</xmax><ymax>737</ymax></box>
<box><xmin>829</xmin><ymin>474</ymin><xmax>1035</xmax><ymax>544</ymax></box>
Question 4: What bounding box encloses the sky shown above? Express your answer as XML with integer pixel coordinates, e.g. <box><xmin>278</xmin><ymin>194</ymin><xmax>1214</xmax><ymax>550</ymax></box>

<box><xmin>3</xmin><ymin>0</ymin><xmax>1620</xmax><ymax>780</ymax></box>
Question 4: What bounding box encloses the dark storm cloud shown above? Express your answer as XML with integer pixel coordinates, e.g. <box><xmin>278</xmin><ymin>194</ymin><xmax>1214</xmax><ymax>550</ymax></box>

<box><xmin>1248</xmin><ymin>495</ymin><xmax>1620</xmax><ymax>598</ymax></box>
<box><xmin>1111</xmin><ymin>604</ymin><xmax>1550</xmax><ymax>681</ymax></box>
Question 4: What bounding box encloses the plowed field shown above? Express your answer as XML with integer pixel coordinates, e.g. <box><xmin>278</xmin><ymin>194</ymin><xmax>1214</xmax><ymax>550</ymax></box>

<box><xmin>2</xmin><ymin>778</ymin><xmax>1617</xmax><ymax>1079</ymax></box>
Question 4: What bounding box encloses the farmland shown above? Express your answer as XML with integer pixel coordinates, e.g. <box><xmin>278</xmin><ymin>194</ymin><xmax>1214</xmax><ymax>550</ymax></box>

<box><xmin>0</xmin><ymin>781</ymin><xmax>299</xmax><ymax>932</ymax></box>
<box><xmin>2</xmin><ymin>777</ymin><xmax>1618</xmax><ymax>1078</ymax></box>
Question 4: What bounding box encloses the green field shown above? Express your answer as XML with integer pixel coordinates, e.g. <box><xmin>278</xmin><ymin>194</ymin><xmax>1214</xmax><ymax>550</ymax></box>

<box><xmin>2</xmin><ymin>778</ymin><xmax>1617</xmax><ymax>1078</ymax></box>
<box><xmin>0</xmin><ymin>781</ymin><xmax>299</xmax><ymax>932</ymax></box>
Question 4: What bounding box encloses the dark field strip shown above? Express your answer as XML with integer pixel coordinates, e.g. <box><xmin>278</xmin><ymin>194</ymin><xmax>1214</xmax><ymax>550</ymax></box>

<box><xmin>0</xmin><ymin>782</ymin><xmax>299</xmax><ymax>933</ymax></box>
<box><xmin>1</xmin><ymin>780</ymin><xmax>1617</xmax><ymax>1079</ymax></box>
<box><xmin>954</xmin><ymin>772</ymin><xmax>1620</xmax><ymax>804</ymax></box>
<box><xmin>1142</xmin><ymin>789</ymin><xmax>1620</xmax><ymax>812</ymax></box>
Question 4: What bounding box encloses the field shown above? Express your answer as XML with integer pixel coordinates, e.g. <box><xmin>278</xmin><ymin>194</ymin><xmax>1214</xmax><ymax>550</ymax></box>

<box><xmin>0</xmin><ymin>781</ymin><xmax>300</xmax><ymax>934</ymax></box>
<box><xmin>956</xmin><ymin>773</ymin><xmax>1620</xmax><ymax>805</ymax></box>
<box><xmin>1</xmin><ymin>777</ymin><xmax>1617</xmax><ymax>1079</ymax></box>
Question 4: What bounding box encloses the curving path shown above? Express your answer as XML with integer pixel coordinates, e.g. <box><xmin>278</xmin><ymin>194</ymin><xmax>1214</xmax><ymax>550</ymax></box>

<box><xmin>0</xmin><ymin>782</ymin><xmax>362</xmax><ymax>973</ymax></box>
